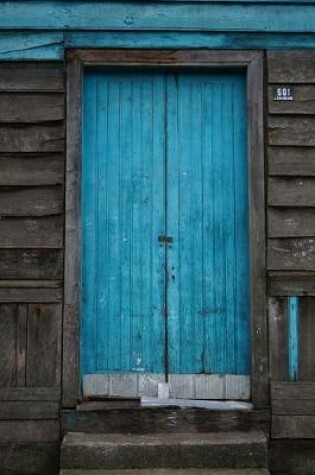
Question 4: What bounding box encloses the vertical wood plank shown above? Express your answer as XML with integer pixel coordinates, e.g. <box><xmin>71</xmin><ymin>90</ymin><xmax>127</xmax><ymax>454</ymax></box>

<box><xmin>16</xmin><ymin>305</ymin><xmax>27</xmax><ymax>387</ymax></box>
<box><xmin>268</xmin><ymin>297</ymin><xmax>288</xmax><ymax>381</ymax></box>
<box><xmin>63</xmin><ymin>54</ymin><xmax>82</xmax><ymax>407</ymax></box>
<box><xmin>26</xmin><ymin>304</ymin><xmax>62</xmax><ymax>387</ymax></box>
<box><xmin>299</xmin><ymin>297</ymin><xmax>315</xmax><ymax>381</ymax></box>
<box><xmin>247</xmin><ymin>53</ymin><xmax>268</xmax><ymax>406</ymax></box>
<box><xmin>0</xmin><ymin>305</ymin><xmax>18</xmax><ymax>387</ymax></box>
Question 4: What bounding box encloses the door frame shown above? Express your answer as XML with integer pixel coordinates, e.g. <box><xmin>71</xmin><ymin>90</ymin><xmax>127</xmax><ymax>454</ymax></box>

<box><xmin>63</xmin><ymin>49</ymin><xmax>267</xmax><ymax>408</ymax></box>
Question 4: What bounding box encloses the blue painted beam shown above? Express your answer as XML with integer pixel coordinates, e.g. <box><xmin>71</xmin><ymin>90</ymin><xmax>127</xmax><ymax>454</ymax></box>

<box><xmin>0</xmin><ymin>32</ymin><xmax>63</xmax><ymax>60</ymax></box>
<box><xmin>0</xmin><ymin>2</ymin><xmax>315</xmax><ymax>33</ymax></box>
<box><xmin>288</xmin><ymin>296</ymin><xmax>299</xmax><ymax>382</ymax></box>
<box><xmin>66</xmin><ymin>31</ymin><xmax>315</xmax><ymax>50</ymax></box>
<box><xmin>1</xmin><ymin>31</ymin><xmax>315</xmax><ymax>62</ymax></box>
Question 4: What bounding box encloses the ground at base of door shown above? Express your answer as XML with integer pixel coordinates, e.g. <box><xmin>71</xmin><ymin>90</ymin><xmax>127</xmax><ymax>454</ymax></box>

<box><xmin>60</xmin><ymin>470</ymin><xmax>270</xmax><ymax>475</ymax></box>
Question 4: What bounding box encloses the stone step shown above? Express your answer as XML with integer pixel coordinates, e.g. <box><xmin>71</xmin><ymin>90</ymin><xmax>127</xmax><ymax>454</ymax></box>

<box><xmin>61</xmin><ymin>470</ymin><xmax>270</xmax><ymax>475</ymax></box>
<box><xmin>61</xmin><ymin>431</ymin><xmax>268</xmax><ymax>470</ymax></box>
<box><xmin>61</xmin><ymin>407</ymin><xmax>270</xmax><ymax>435</ymax></box>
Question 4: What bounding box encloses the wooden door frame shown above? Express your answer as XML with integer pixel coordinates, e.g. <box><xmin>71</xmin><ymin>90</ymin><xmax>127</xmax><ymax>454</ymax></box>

<box><xmin>63</xmin><ymin>49</ymin><xmax>267</xmax><ymax>408</ymax></box>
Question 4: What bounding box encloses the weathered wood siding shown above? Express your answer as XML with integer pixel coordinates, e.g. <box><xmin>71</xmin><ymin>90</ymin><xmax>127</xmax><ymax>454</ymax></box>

<box><xmin>0</xmin><ymin>62</ymin><xmax>64</xmax><ymax>474</ymax></box>
<box><xmin>0</xmin><ymin>47</ymin><xmax>314</xmax><ymax>474</ymax></box>
<box><xmin>267</xmin><ymin>51</ymin><xmax>315</xmax><ymax>441</ymax></box>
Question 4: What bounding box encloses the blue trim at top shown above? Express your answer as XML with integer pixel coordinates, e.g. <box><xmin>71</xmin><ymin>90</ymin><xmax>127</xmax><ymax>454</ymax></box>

<box><xmin>0</xmin><ymin>2</ymin><xmax>315</xmax><ymax>33</ymax></box>
<box><xmin>1</xmin><ymin>32</ymin><xmax>315</xmax><ymax>61</ymax></box>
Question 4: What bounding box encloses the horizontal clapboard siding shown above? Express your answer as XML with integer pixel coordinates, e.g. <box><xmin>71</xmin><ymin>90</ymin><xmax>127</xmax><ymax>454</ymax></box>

<box><xmin>267</xmin><ymin>51</ymin><xmax>315</xmax><ymax>441</ymax></box>
<box><xmin>0</xmin><ymin>60</ymin><xmax>64</xmax><ymax>464</ymax></box>
<box><xmin>267</xmin><ymin>51</ymin><xmax>315</xmax><ymax>275</ymax></box>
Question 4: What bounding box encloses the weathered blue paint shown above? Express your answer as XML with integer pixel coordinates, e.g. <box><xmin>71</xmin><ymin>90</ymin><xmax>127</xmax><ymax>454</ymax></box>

<box><xmin>288</xmin><ymin>296</ymin><xmax>299</xmax><ymax>381</ymax></box>
<box><xmin>82</xmin><ymin>70</ymin><xmax>166</xmax><ymax>374</ymax></box>
<box><xmin>66</xmin><ymin>32</ymin><xmax>315</xmax><ymax>50</ymax></box>
<box><xmin>3</xmin><ymin>31</ymin><xmax>315</xmax><ymax>61</ymax></box>
<box><xmin>82</xmin><ymin>69</ymin><xmax>250</xmax><ymax>378</ymax></box>
<box><xmin>166</xmin><ymin>72</ymin><xmax>250</xmax><ymax>375</ymax></box>
<box><xmin>0</xmin><ymin>32</ymin><xmax>63</xmax><ymax>60</ymax></box>
<box><xmin>0</xmin><ymin>2</ymin><xmax>315</xmax><ymax>33</ymax></box>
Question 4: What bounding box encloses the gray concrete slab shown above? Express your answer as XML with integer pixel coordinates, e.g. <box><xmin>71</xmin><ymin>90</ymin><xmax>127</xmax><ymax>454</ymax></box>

<box><xmin>61</xmin><ymin>432</ymin><xmax>268</xmax><ymax>470</ymax></box>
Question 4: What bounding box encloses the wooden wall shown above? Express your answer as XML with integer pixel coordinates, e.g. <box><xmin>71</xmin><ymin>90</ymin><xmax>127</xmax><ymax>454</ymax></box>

<box><xmin>0</xmin><ymin>51</ymin><xmax>315</xmax><ymax>474</ymax></box>
<box><xmin>0</xmin><ymin>63</ymin><xmax>64</xmax><ymax>474</ymax></box>
<box><xmin>267</xmin><ymin>51</ymin><xmax>315</xmax><ymax>445</ymax></box>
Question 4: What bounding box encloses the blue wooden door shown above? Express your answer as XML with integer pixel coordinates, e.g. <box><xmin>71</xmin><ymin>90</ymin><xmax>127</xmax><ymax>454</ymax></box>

<box><xmin>81</xmin><ymin>69</ymin><xmax>250</xmax><ymax>399</ymax></box>
<box><xmin>166</xmin><ymin>73</ymin><xmax>250</xmax><ymax>379</ymax></box>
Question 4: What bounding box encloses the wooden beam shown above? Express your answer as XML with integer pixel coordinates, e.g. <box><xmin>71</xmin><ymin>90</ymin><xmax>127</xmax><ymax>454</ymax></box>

<box><xmin>63</xmin><ymin>54</ymin><xmax>82</xmax><ymax>408</ymax></box>
<box><xmin>0</xmin><ymin>401</ymin><xmax>59</xmax><ymax>420</ymax></box>
<box><xmin>66</xmin><ymin>31</ymin><xmax>315</xmax><ymax>50</ymax></box>
<box><xmin>271</xmin><ymin>381</ymin><xmax>315</xmax><ymax>399</ymax></box>
<box><xmin>268</xmin><ymin>272</ymin><xmax>315</xmax><ymax>296</ymax></box>
<box><xmin>272</xmin><ymin>416</ymin><xmax>315</xmax><ymax>438</ymax></box>
<box><xmin>0</xmin><ymin>63</ymin><xmax>64</xmax><ymax>92</ymax></box>
<box><xmin>0</xmin><ymin>3</ymin><xmax>315</xmax><ymax>32</ymax></box>
<box><xmin>0</xmin><ymin>387</ymin><xmax>60</xmax><ymax>401</ymax></box>
<box><xmin>70</xmin><ymin>48</ymin><xmax>258</xmax><ymax>66</ymax></box>
<box><xmin>0</xmin><ymin>32</ymin><xmax>63</xmax><ymax>60</ymax></box>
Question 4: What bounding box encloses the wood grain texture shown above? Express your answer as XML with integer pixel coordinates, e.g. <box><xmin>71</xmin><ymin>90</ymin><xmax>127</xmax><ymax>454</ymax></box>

<box><xmin>269</xmin><ymin>208</ymin><xmax>315</xmax><ymax>237</ymax></box>
<box><xmin>66</xmin><ymin>31</ymin><xmax>315</xmax><ymax>51</ymax></box>
<box><xmin>0</xmin><ymin>32</ymin><xmax>63</xmax><ymax>61</ymax></box>
<box><xmin>272</xmin><ymin>399</ymin><xmax>315</xmax><ymax>415</ymax></box>
<box><xmin>0</xmin><ymin>443</ymin><xmax>59</xmax><ymax>475</ymax></box>
<box><xmin>1</xmin><ymin>3</ymin><xmax>315</xmax><ymax>32</ymax></box>
<box><xmin>0</xmin><ymin>401</ymin><xmax>58</xmax><ymax>419</ymax></box>
<box><xmin>0</xmin><ymin>154</ymin><xmax>64</xmax><ymax>186</ymax></box>
<box><xmin>71</xmin><ymin>49</ymin><xmax>258</xmax><ymax>65</ymax></box>
<box><xmin>0</xmin><ymin>287</ymin><xmax>62</xmax><ymax>303</ymax></box>
<box><xmin>271</xmin><ymin>440</ymin><xmax>315</xmax><ymax>475</ymax></box>
<box><xmin>268</xmin><ymin>238</ymin><xmax>315</xmax><ymax>270</ymax></box>
<box><xmin>0</xmin><ymin>63</ymin><xmax>64</xmax><ymax>91</ymax></box>
<box><xmin>269</xmin><ymin>178</ymin><xmax>315</xmax><ymax>207</ymax></box>
<box><xmin>271</xmin><ymin>381</ymin><xmax>315</xmax><ymax>399</ymax></box>
<box><xmin>299</xmin><ymin>297</ymin><xmax>315</xmax><ymax>380</ymax></box>
<box><xmin>0</xmin><ymin>304</ymin><xmax>20</xmax><ymax>387</ymax></box>
<box><xmin>0</xmin><ymin>249</ymin><xmax>63</xmax><ymax>279</ymax></box>
<box><xmin>0</xmin><ymin>124</ymin><xmax>64</xmax><ymax>152</ymax></box>
<box><xmin>247</xmin><ymin>53</ymin><xmax>268</xmax><ymax>407</ymax></box>
<box><xmin>268</xmin><ymin>51</ymin><xmax>315</xmax><ymax>83</ymax></box>
<box><xmin>0</xmin><ymin>93</ymin><xmax>64</xmax><ymax>123</ymax></box>
<box><xmin>272</xmin><ymin>416</ymin><xmax>315</xmax><ymax>438</ymax></box>
<box><xmin>62</xmin><ymin>407</ymin><xmax>270</xmax><ymax>435</ymax></box>
<box><xmin>269</xmin><ymin>116</ymin><xmax>315</xmax><ymax>146</ymax></box>
<box><xmin>268</xmin><ymin>298</ymin><xmax>288</xmax><ymax>381</ymax></box>
<box><xmin>0</xmin><ymin>420</ymin><xmax>59</xmax><ymax>443</ymax></box>
<box><xmin>269</xmin><ymin>273</ymin><xmax>315</xmax><ymax>296</ymax></box>
<box><xmin>0</xmin><ymin>387</ymin><xmax>60</xmax><ymax>401</ymax></box>
<box><xmin>63</xmin><ymin>55</ymin><xmax>82</xmax><ymax>407</ymax></box>
<box><xmin>0</xmin><ymin>186</ymin><xmax>63</xmax><ymax>216</ymax></box>
<box><xmin>0</xmin><ymin>216</ymin><xmax>63</xmax><ymax>248</ymax></box>
<box><xmin>16</xmin><ymin>304</ymin><xmax>27</xmax><ymax>387</ymax></box>
<box><xmin>269</xmin><ymin>85</ymin><xmax>315</xmax><ymax>114</ymax></box>
<box><xmin>268</xmin><ymin>147</ymin><xmax>315</xmax><ymax>176</ymax></box>
<box><xmin>26</xmin><ymin>304</ymin><xmax>62</xmax><ymax>387</ymax></box>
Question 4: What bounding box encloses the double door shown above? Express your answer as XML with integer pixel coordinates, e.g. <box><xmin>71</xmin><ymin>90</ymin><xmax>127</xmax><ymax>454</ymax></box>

<box><xmin>81</xmin><ymin>69</ymin><xmax>250</xmax><ymax>399</ymax></box>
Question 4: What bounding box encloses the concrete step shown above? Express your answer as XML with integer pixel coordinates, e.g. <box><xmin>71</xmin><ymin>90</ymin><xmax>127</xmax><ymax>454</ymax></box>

<box><xmin>61</xmin><ymin>431</ymin><xmax>268</xmax><ymax>470</ymax></box>
<box><xmin>61</xmin><ymin>470</ymin><xmax>270</xmax><ymax>475</ymax></box>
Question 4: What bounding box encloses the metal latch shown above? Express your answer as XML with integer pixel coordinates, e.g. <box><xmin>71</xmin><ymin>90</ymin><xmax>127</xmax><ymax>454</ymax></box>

<box><xmin>158</xmin><ymin>235</ymin><xmax>173</xmax><ymax>244</ymax></box>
